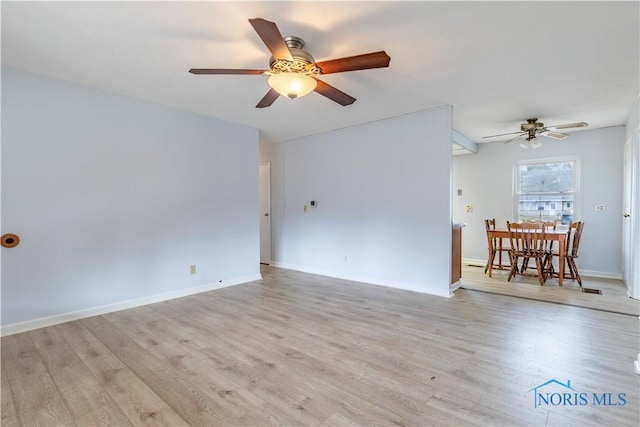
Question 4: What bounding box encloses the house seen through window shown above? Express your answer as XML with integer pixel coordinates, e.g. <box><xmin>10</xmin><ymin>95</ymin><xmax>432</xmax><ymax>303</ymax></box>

<box><xmin>514</xmin><ymin>158</ymin><xmax>578</xmax><ymax>224</ymax></box>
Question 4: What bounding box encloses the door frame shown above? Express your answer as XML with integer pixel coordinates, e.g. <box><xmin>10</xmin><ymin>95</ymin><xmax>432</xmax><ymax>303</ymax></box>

<box><xmin>623</xmin><ymin>129</ymin><xmax>639</xmax><ymax>299</ymax></box>
<box><xmin>259</xmin><ymin>162</ymin><xmax>272</xmax><ymax>265</ymax></box>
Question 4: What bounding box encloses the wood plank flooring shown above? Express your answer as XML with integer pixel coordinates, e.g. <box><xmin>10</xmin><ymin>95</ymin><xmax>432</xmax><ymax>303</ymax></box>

<box><xmin>461</xmin><ymin>263</ymin><xmax>640</xmax><ymax>316</ymax></box>
<box><xmin>2</xmin><ymin>265</ymin><xmax>639</xmax><ymax>426</ymax></box>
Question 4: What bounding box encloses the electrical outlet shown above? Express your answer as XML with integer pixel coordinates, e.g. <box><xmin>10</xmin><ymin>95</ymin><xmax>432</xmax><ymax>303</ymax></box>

<box><xmin>190</xmin><ymin>264</ymin><xmax>196</xmax><ymax>275</ymax></box>
<box><xmin>344</xmin><ymin>256</ymin><xmax>348</xmax><ymax>262</ymax></box>
<box><xmin>303</xmin><ymin>205</ymin><xmax>308</xmax><ymax>213</ymax></box>
<box><xmin>595</xmin><ymin>204</ymin><xmax>605</xmax><ymax>211</ymax></box>
<box><xmin>464</xmin><ymin>204</ymin><xmax>473</xmax><ymax>213</ymax></box>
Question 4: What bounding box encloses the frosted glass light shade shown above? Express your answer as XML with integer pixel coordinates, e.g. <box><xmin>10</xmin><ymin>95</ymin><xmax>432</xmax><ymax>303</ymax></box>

<box><xmin>268</xmin><ymin>73</ymin><xmax>317</xmax><ymax>99</ymax></box>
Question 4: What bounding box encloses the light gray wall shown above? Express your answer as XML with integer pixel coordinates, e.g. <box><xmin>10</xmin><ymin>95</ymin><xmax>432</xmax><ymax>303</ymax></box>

<box><xmin>262</xmin><ymin>106</ymin><xmax>453</xmax><ymax>297</ymax></box>
<box><xmin>1</xmin><ymin>67</ymin><xmax>260</xmax><ymax>327</ymax></box>
<box><xmin>453</xmin><ymin>126</ymin><xmax>626</xmax><ymax>278</ymax></box>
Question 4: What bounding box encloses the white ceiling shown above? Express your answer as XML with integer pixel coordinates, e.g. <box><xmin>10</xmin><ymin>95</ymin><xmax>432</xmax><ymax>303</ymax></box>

<box><xmin>2</xmin><ymin>1</ymin><xmax>638</xmax><ymax>145</ymax></box>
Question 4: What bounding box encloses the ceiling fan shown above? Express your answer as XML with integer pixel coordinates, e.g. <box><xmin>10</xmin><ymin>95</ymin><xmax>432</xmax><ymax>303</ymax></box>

<box><xmin>482</xmin><ymin>118</ymin><xmax>589</xmax><ymax>149</ymax></box>
<box><xmin>189</xmin><ymin>18</ymin><xmax>390</xmax><ymax>108</ymax></box>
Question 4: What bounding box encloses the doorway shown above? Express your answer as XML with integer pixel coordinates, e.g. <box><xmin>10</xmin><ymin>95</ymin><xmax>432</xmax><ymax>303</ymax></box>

<box><xmin>623</xmin><ymin>131</ymin><xmax>638</xmax><ymax>299</ymax></box>
<box><xmin>259</xmin><ymin>162</ymin><xmax>271</xmax><ymax>264</ymax></box>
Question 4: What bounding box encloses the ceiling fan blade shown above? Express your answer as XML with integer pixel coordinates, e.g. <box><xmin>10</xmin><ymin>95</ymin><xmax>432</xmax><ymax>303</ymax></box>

<box><xmin>541</xmin><ymin>131</ymin><xmax>568</xmax><ymax>140</ymax></box>
<box><xmin>248</xmin><ymin>18</ymin><xmax>293</xmax><ymax>61</ymax></box>
<box><xmin>315</xmin><ymin>51</ymin><xmax>391</xmax><ymax>75</ymax></box>
<box><xmin>504</xmin><ymin>133</ymin><xmax>527</xmax><ymax>144</ymax></box>
<box><xmin>313</xmin><ymin>78</ymin><xmax>356</xmax><ymax>106</ymax></box>
<box><xmin>189</xmin><ymin>69</ymin><xmax>265</xmax><ymax>75</ymax></box>
<box><xmin>482</xmin><ymin>130</ymin><xmax>526</xmax><ymax>138</ymax></box>
<box><xmin>256</xmin><ymin>88</ymin><xmax>280</xmax><ymax>108</ymax></box>
<box><xmin>547</xmin><ymin>122</ymin><xmax>588</xmax><ymax>130</ymax></box>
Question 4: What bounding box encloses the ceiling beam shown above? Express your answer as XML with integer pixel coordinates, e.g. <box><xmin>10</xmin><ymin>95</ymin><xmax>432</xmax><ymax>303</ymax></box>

<box><xmin>452</xmin><ymin>129</ymin><xmax>477</xmax><ymax>154</ymax></box>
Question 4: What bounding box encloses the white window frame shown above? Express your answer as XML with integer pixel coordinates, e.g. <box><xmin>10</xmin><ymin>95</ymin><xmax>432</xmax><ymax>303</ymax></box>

<box><xmin>513</xmin><ymin>156</ymin><xmax>580</xmax><ymax>224</ymax></box>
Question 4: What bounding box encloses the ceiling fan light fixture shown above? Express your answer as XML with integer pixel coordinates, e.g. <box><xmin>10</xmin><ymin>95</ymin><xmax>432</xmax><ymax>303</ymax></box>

<box><xmin>268</xmin><ymin>72</ymin><xmax>317</xmax><ymax>99</ymax></box>
<box><xmin>484</xmin><ymin>118</ymin><xmax>588</xmax><ymax>149</ymax></box>
<box><xmin>191</xmin><ymin>19</ymin><xmax>390</xmax><ymax>108</ymax></box>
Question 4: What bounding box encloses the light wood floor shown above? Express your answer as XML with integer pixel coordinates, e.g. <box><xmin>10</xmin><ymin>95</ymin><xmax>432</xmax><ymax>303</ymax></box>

<box><xmin>2</xmin><ymin>265</ymin><xmax>639</xmax><ymax>426</ymax></box>
<box><xmin>461</xmin><ymin>263</ymin><xmax>640</xmax><ymax>316</ymax></box>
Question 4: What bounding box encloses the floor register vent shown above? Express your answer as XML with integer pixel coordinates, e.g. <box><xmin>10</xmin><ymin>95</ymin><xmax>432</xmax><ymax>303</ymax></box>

<box><xmin>581</xmin><ymin>288</ymin><xmax>602</xmax><ymax>295</ymax></box>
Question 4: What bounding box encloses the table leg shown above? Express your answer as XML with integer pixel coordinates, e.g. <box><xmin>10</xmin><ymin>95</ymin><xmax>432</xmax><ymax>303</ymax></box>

<box><xmin>488</xmin><ymin>234</ymin><xmax>495</xmax><ymax>277</ymax></box>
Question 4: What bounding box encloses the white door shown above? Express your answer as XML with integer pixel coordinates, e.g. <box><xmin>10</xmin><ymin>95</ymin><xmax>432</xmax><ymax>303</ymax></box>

<box><xmin>623</xmin><ymin>133</ymin><xmax>638</xmax><ymax>298</ymax></box>
<box><xmin>259</xmin><ymin>162</ymin><xmax>271</xmax><ymax>264</ymax></box>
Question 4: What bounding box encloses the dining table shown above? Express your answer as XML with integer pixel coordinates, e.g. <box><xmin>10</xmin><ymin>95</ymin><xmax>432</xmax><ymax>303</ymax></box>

<box><xmin>486</xmin><ymin>228</ymin><xmax>568</xmax><ymax>286</ymax></box>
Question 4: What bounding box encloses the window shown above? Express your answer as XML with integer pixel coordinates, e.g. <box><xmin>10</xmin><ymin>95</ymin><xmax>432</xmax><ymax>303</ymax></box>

<box><xmin>514</xmin><ymin>158</ymin><xmax>578</xmax><ymax>225</ymax></box>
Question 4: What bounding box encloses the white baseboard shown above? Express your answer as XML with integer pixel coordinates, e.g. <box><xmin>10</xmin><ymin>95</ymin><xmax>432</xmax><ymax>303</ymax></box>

<box><xmin>461</xmin><ymin>258</ymin><xmax>622</xmax><ymax>281</ymax></box>
<box><xmin>0</xmin><ymin>274</ymin><xmax>262</xmax><ymax>337</ymax></box>
<box><xmin>579</xmin><ymin>269</ymin><xmax>623</xmax><ymax>281</ymax></box>
<box><xmin>450</xmin><ymin>280</ymin><xmax>462</xmax><ymax>295</ymax></box>
<box><xmin>271</xmin><ymin>262</ymin><xmax>451</xmax><ymax>298</ymax></box>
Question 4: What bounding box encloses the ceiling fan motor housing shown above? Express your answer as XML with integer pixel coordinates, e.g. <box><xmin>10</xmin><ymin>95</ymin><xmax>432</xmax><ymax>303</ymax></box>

<box><xmin>520</xmin><ymin>118</ymin><xmax>544</xmax><ymax>140</ymax></box>
<box><xmin>521</xmin><ymin>118</ymin><xmax>544</xmax><ymax>131</ymax></box>
<box><xmin>269</xmin><ymin>36</ymin><xmax>316</xmax><ymax>69</ymax></box>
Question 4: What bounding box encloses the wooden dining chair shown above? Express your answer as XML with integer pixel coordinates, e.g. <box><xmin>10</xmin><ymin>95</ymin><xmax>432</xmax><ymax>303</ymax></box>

<box><xmin>507</xmin><ymin>221</ymin><xmax>547</xmax><ymax>285</ymax></box>
<box><xmin>545</xmin><ymin>221</ymin><xmax>584</xmax><ymax>286</ymax></box>
<box><xmin>484</xmin><ymin>218</ymin><xmax>511</xmax><ymax>273</ymax></box>
<box><xmin>522</xmin><ymin>220</ymin><xmax>557</xmax><ymax>273</ymax></box>
<box><xmin>540</xmin><ymin>220</ymin><xmax>557</xmax><ymax>230</ymax></box>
